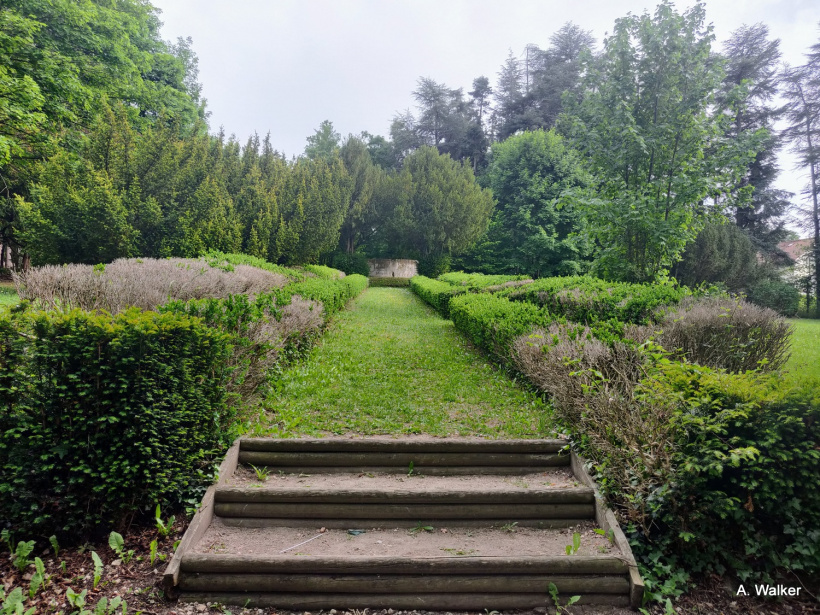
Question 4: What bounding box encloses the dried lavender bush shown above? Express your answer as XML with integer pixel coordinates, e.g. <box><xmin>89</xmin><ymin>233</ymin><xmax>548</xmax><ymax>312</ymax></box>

<box><xmin>485</xmin><ymin>279</ymin><xmax>534</xmax><ymax>293</ymax></box>
<box><xmin>512</xmin><ymin>324</ymin><xmax>677</xmax><ymax>527</ymax></box>
<box><xmin>220</xmin><ymin>295</ymin><xmax>324</xmax><ymax>405</ymax></box>
<box><xmin>14</xmin><ymin>258</ymin><xmax>289</xmax><ymax>313</ymax></box>
<box><xmin>647</xmin><ymin>296</ymin><xmax>793</xmax><ymax>373</ymax></box>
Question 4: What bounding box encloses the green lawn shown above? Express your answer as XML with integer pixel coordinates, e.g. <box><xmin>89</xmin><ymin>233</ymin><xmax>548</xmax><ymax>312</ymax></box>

<box><xmin>783</xmin><ymin>318</ymin><xmax>820</xmax><ymax>385</ymax></box>
<box><xmin>0</xmin><ymin>282</ymin><xmax>18</xmax><ymax>307</ymax></box>
<box><xmin>260</xmin><ymin>287</ymin><xmax>553</xmax><ymax>437</ymax></box>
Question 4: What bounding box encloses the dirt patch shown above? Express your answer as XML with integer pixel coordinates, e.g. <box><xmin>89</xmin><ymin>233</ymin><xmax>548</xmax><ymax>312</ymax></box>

<box><xmin>195</xmin><ymin>519</ymin><xmax>615</xmax><ymax>558</ymax></box>
<box><xmin>230</xmin><ymin>466</ymin><xmax>578</xmax><ymax>490</ymax></box>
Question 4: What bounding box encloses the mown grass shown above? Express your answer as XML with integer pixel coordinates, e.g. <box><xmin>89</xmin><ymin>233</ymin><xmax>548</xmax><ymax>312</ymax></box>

<box><xmin>783</xmin><ymin>318</ymin><xmax>820</xmax><ymax>385</ymax></box>
<box><xmin>260</xmin><ymin>287</ymin><xmax>553</xmax><ymax>437</ymax></box>
<box><xmin>0</xmin><ymin>282</ymin><xmax>18</xmax><ymax>307</ymax></box>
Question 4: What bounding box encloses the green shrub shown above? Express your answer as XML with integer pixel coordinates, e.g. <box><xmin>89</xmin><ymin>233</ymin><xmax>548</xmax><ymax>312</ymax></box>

<box><xmin>638</xmin><ymin>365</ymin><xmax>820</xmax><ymax>585</ymax></box>
<box><xmin>747</xmin><ymin>279</ymin><xmax>800</xmax><ymax>317</ymax></box>
<box><xmin>449</xmin><ymin>293</ymin><xmax>553</xmax><ymax>360</ymax></box>
<box><xmin>204</xmin><ymin>251</ymin><xmax>305</xmax><ymax>281</ymax></box>
<box><xmin>504</xmin><ymin>275</ymin><xmax>691</xmax><ymax>324</ymax></box>
<box><xmin>0</xmin><ymin>307</ymin><xmax>236</xmax><ymax>537</ymax></box>
<box><xmin>417</xmin><ymin>254</ymin><xmax>452</xmax><ymax>278</ymax></box>
<box><xmin>514</xmin><ymin>325</ymin><xmax>820</xmax><ymax>594</ymax></box>
<box><xmin>409</xmin><ymin>276</ymin><xmax>466</xmax><ymax>318</ymax></box>
<box><xmin>369</xmin><ymin>277</ymin><xmax>410</xmax><ymax>287</ymax></box>
<box><xmin>303</xmin><ymin>264</ymin><xmax>345</xmax><ymax>279</ymax></box>
<box><xmin>330</xmin><ymin>252</ymin><xmax>370</xmax><ymax>277</ymax></box>
<box><xmin>438</xmin><ymin>271</ymin><xmax>528</xmax><ymax>289</ymax></box>
<box><xmin>284</xmin><ymin>274</ymin><xmax>368</xmax><ymax>317</ymax></box>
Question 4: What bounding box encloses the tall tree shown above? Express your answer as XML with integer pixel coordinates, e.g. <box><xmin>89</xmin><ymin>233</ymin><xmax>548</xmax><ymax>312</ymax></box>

<box><xmin>388</xmin><ymin>147</ymin><xmax>493</xmax><ymax>260</ymax></box>
<box><xmin>720</xmin><ymin>24</ymin><xmax>791</xmax><ymax>258</ymax></box>
<box><xmin>481</xmin><ymin>130</ymin><xmax>591</xmax><ymax>278</ymax></box>
<box><xmin>783</xmin><ymin>25</ymin><xmax>820</xmax><ymax>312</ymax></box>
<box><xmin>494</xmin><ymin>51</ymin><xmax>526</xmax><ymax>140</ymax></box>
<box><xmin>560</xmin><ymin>1</ymin><xmax>756</xmax><ymax>282</ymax></box>
<box><xmin>338</xmin><ymin>136</ymin><xmax>377</xmax><ymax>253</ymax></box>
<box><xmin>304</xmin><ymin>120</ymin><xmax>341</xmax><ymax>161</ymax></box>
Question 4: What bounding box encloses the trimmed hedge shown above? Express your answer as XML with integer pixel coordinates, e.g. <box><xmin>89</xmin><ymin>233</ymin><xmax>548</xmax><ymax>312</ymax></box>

<box><xmin>410</xmin><ymin>276</ymin><xmax>467</xmax><ymax>318</ymax></box>
<box><xmin>438</xmin><ymin>271</ymin><xmax>529</xmax><ymax>289</ymax></box>
<box><xmin>502</xmin><ymin>275</ymin><xmax>691</xmax><ymax>324</ymax></box>
<box><xmin>0</xmin><ymin>308</ymin><xmax>235</xmax><ymax>536</ymax></box>
<box><xmin>204</xmin><ymin>251</ymin><xmax>306</xmax><ymax>281</ymax></box>
<box><xmin>0</xmin><ymin>268</ymin><xmax>367</xmax><ymax>538</ymax></box>
<box><xmin>284</xmin><ymin>274</ymin><xmax>368</xmax><ymax>317</ymax></box>
<box><xmin>369</xmin><ymin>277</ymin><xmax>410</xmax><ymax>287</ymax></box>
<box><xmin>448</xmin><ymin>293</ymin><xmax>553</xmax><ymax>360</ymax></box>
<box><xmin>303</xmin><ymin>264</ymin><xmax>345</xmax><ymax>279</ymax></box>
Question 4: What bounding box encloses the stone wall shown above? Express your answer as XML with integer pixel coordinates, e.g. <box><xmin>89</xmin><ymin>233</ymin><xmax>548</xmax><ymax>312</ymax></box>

<box><xmin>368</xmin><ymin>258</ymin><xmax>418</xmax><ymax>278</ymax></box>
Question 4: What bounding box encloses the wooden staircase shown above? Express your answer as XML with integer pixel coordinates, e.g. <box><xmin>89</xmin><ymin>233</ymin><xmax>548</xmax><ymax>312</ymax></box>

<box><xmin>165</xmin><ymin>438</ymin><xmax>643</xmax><ymax>611</ymax></box>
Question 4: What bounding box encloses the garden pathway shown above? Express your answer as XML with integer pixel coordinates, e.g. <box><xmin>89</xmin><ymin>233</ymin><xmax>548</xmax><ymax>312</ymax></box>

<box><xmin>261</xmin><ymin>287</ymin><xmax>553</xmax><ymax>437</ymax></box>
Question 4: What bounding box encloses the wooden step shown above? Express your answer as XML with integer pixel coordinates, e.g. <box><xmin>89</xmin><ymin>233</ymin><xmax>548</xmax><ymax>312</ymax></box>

<box><xmin>165</xmin><ymin>437</ymin><xmax>644</xmax><ymax>611</ymax></box>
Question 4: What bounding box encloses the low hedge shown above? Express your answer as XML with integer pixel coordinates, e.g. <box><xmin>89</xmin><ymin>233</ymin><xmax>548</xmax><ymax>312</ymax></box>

<box><xmin>438</xmin><ymin>271</ymin><xmax>529</xmax><ymax>289</ymax></box>
<box><xmin>0</xmin><ymin>307</ymin><xmax>235</xmax><ymax>537</ymax></box>
<box><xmin>303</xmin><ymin>264</ymin><xmax>345</xmax><ymax>279</ymax></box>
<box><xmin>502</xmin><ymin>275</ymin><xmax>691</xmax><ymax>324</ymax></box>
<box><xmin>369</xmin><ymin>277</ymin><xmax>410</xmax><ymax>287</ymax></box>
<box><xmin>283</xmin><ymin>274</ymin><xmax>368</xmax><ymax>317</ymax></box>
<box><xmin>410</xmin><ymin>275</ymin><xmax>467</xmax><ymax>318</ymax></box>
<box><xmin>448</xmin><ymin>293</ymin><xmax>553</xmax><ymax>360</ymax></box>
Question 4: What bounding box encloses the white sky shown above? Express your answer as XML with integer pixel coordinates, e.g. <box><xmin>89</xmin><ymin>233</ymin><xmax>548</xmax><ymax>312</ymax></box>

<box><xmin>153</xmin><ymin>0</ymin><xmax>819</xmax><ymax>227</ymax></box>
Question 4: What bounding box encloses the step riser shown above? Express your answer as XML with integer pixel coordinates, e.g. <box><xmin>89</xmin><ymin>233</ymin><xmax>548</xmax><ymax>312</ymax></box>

<box><xmin>239</xmin><ymin>451</ymin><xmax>569</xmax><ymax>468</ymax></box>
<box><xmin>178</xmin><ymin>592</ymin><xmax>631</xmax><ymax>609</ymax></box>
<box><xmin>240</xmin><ymin>437</ymin><xmax>567</xmax><ymax>454</ymax></box>
<box><xmin>214</xmin><ymin>487</ymin><xmax>594</xmax><ymax>505</ymax></box>
<box><xmin>213</xmin><ymin>502</ymin><xmax>595</xmax><ymax>519</ymax></box>
<box><xmin>179</xmin><ymin>573</ymin><xmax>630</xmax><ymax>594</ymax></box>
<box><xmin>214</xmin><ymin>518</ymin><xmax>593</xmax><ymax>529</ymax></box>
<box><xmin>237</xmin><ymin>465</ymin><xmax>569</xmax><ymax>475</ymax></box>
<box><xmin>181</xmin><ymin>554</ymin><xmax>630</xmax><ymax>575</ymax></box>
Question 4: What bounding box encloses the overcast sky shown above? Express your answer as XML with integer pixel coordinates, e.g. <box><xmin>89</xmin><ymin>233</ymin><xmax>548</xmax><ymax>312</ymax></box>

<box><xmin>153</xmin><ymin>0</ymin><xmax>819</xmax><ymax>223</ymax></box>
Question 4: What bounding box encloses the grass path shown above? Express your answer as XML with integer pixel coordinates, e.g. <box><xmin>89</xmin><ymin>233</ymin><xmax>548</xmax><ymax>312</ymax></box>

<box><xmin>0</xmin><ymin>282</ymin><xmax>18</xmax><ymax>307</ymax></box>
<box><xmin>260</xmin><ymin>287</ymin><xmax>553</xmax><ymax>438</ymax></box>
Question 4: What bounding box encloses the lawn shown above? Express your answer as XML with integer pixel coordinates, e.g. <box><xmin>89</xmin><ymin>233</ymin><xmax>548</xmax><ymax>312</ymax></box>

<box><xmin>0</xmin><ymin>282</ymin><xmax>19</xmax><ymax>307</ymax></box>
<box><xmin>260</xmin><ymin>287</ymin><xmax>553</xmax><ymax>437</ymax></box>
<box><xmin>783</xmin><ymin>317</ymin><xmax>820</xmax><ymax>385</ymax></box>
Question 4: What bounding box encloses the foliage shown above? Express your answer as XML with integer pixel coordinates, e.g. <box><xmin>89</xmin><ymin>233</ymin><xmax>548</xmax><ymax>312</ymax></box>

<box><xmin>416</xmin><ymin>254</ymin><xmax>452</xmax><ymax>278</ymax></box>
<box><xmin>302</xmin><ymin>264</ymin><xmax>344</xmax><ymax>279</ymax></box>
<box><xmin>379</xmin><ymin>147</ymin><xmax>494</xmax><ymax>260</ymax></box>
<box><xmin>368</xmin><ymin>277</ymin><xmax>409</xmax><ymax>288</ymax></box>
<box><xmin>478</xmin><ymin>130</ymin><xmax>592</xmax><ymax>278</ymax></box>
<box><xmin>409</xmin><ymin>276</ymin><xmax>467</xmax><ymax>318</ymax></box>
<box><xmin>0</xmin><ymin>307</ymin><xmax>235</xmax><ymax>536</ymax></box>
<box><xmin>329</xmin><ymin>252</ymin><xmax>370</xmax><ymax>277</ymax></box>
<box><xmin>672</xmin><ymin>222</ymin><xmax>761</xmax><ymax>292</ymax></box>
<box><xmin>560</xmin><ymin>1</ymin><xmax>758</xmax><ymax>282</ymax></box>
<box><xmin>650</xmin><ymin>296</ymin><xmax>794</xmax><ymax>372</ymax></box>
<box><xmin>501</xmin><ymin>275</ymin><xmax>691</xmax><ymax>325</ymax></box>
<box><xmin>262</xmin><ymin>288</ymin><xmax>550</xmax><ymax>438</ymax></box>
<box><xmin>283</xmin><ymin>274</ymin><xmax>368</xmax><ymax>318</ymax></box>
<box><xmin>747</xmin><ymin>279</ymin><xmax>801</xmax><ymax>317</ymax></box>
<box><xmin>447</xmin><ymin>293</ymin><xmax>553</xmax><ymax>360</ymax></box>
<box><xmin>514</xmin><ymin>325</ymin><xmax>820</xmax><ymax>592</ymax></box>
<box><xmin>438</xmin><ymin>271</ymin><xmax>528</xmax><ymax>289</ymax></box>
<box><xmin>204</xmin><ymin>251</ymin><xmax>305</xmax><ymax>281</ymax></box>
<box><xmin>14</xmin><ymin>257</ymin><xmax>290</xmax><ymax>313</ymax></box>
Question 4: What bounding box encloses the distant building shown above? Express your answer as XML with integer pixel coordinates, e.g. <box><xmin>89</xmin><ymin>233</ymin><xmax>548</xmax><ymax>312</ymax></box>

<box><xmin>779</xmin><ymin>238</ymin><xmax>815</xmax><ymax>299</ymax></box>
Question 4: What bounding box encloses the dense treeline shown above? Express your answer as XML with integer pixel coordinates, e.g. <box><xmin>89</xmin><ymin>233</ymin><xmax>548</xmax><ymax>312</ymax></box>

<box><xmin>2</xmin><ymin>0</ymin><xmax>819</xmax><ymax>309</ymax></box>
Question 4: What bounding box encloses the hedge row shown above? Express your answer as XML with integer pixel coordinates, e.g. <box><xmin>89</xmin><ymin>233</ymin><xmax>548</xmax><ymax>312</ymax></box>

<box><xmin>0</xmin><ymin>308</ymin><xmax>235</xmax><ymax>536</ymax></box>
<box><xmin>500</xmin><ymin>275</ymin><xmax>692</xmax><ymax>324</ymax></box>
<box><xmin>0</xmin><ymin>266</ymin><xmax>367</xmax><ymax>538</ymax></box>
<box><xmin>409</xmin><ymin>276</ymin><xmax>467</xmax><ymax>318</ymax></box>
<box><xmin>438</xmin><ymin>271</ymin><xmax>529</xmax><ymax>289</ymax></box>
<box><xmin>284</xmin><ymin>274</ymin><xmax>368</xmax><ymax>317</ymax></box>
<box><xmin>448</xmin><ymin>293</ymin><xmax>554</xmax><ymax>360</ymax></box>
